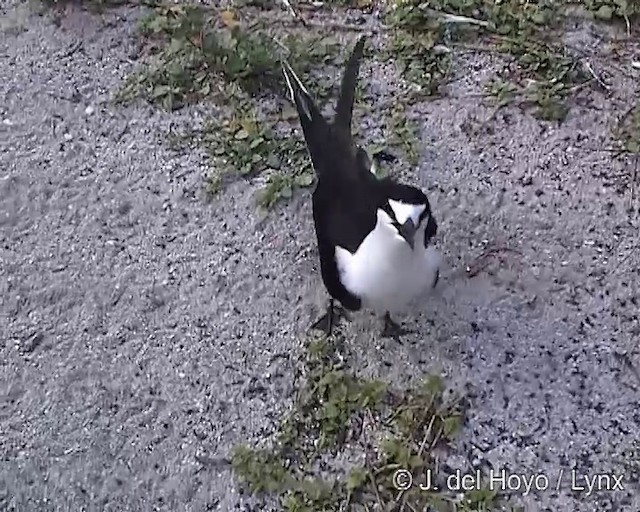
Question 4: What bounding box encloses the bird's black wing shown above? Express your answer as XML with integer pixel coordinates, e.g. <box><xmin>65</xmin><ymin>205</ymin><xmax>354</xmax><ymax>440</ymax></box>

<box><xmin>311</xmin><ymin>182</ymin><xmax>378</xmax><ymax>312</ymax></box>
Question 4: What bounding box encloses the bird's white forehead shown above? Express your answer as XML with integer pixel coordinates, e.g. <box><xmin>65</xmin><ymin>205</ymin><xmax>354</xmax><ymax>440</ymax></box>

<box><xmin>388</xmin><ymin>199</ymin><xmax>426</xmax><ymax>225</ymax></box>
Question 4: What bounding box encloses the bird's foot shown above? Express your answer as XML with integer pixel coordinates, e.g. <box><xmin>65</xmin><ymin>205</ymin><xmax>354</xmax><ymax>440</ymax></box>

<box><xmin>381</xmin><ymin>313</ymin><xmax>415</xmax><ymax>341</ymax></box>
<box><xmin>310</xmin><ymin>301</ymin><xmax>350</xmax><ymax>336</ymax></box>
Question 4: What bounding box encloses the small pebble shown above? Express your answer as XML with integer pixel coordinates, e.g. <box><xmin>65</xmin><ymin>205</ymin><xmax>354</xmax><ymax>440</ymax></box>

<box><xmin>85</xmin><ymin>105</ymin><xmax>95</xmax><ymax>116</ymax></box>
<box><xmin>63</xmin><ymin>133</ymin><xmax>73</xmax><ymax>141</ymax></box>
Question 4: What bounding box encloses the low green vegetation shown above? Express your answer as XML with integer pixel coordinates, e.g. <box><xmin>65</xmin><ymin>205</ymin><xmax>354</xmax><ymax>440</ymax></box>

<box><xmin>193</xmin><ymin>106</ymin><xmax>314</xmax><ymax>207</ymax></box>
<box><xmin>41</xmin><ymin>0</ymin><xmax>130</xmax><ymax>8</ymax></box>
<box><xmin>121</xmin><ymin>5</ymin><xmax>340</xmax><ymax>110</ymax></box>
<box><xmin>116</xmin><ymin>4</ymin><xmax>344</xmax><ymax>208</ymax></box>
<box><xmin>231</xmin><ymin>333</ymin><xmax>511</xmax><ymax>511</ymax></box>
<box><xmin>386</xmin><ymin>0</ymin><xmax>589</xmax><ymax>120</ymax></box>
<box><xmin>580</xmin><ymin>0</ymin><xmax>640</xmax><ymax>21</ymax></box>
<box><xmin>34</xmin><ymin>0</ymin><xmax>638</xmax><ymax>508</ymax></box>
<box><xmin>614</xmin><ymin>103</ymin><xmax>640</xmax><ymax>154</ymax></box>
<box><xmin>106</xmin><ymin>0</ymin><xmax>638</xmax><ymax>207</ymax></box>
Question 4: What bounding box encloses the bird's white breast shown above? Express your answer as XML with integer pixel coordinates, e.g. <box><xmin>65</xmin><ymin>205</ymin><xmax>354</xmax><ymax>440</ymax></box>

<box><xmin>334</xmin><ymin>209</ymin><xmax>441</xmax><ymax>314</ymax></box>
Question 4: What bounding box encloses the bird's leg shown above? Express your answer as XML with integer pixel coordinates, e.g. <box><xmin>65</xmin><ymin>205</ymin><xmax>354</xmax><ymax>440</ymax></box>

<box><xmin>381</xmin><ymin>312</ymin><xmax>415</xmax><ymax>340</ymax></box>
<box><xmin>310</xmin><ymin>298</ymin><xmax>350</xmax><ymax>336</ymax></box>
<box><xmin>372</xmin><ymin>149</ymin><xmax>398</xmax><ymax>163</ymax></box>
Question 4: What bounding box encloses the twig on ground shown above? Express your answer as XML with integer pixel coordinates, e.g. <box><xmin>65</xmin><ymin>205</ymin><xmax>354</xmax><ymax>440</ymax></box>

<box><xmin>367</xmin><ymin>471</ymin><xmax>383</xmax><ymax>510</ymax></box>
<box><xmin>279</xmin><ymin>18</ymin><xmax>372</xmax><ymax>32</ymax></box>
<box><xmin>466</xmin><ymin>246</ymin><xmax>524</xmax><ymax>278</ymax></box>
<box><xmin>631</xmin><ymin>156</ymin><xmax>638</xmax><ymax>204</ymax></box>
<box><xmin>584</xmin><ymin>60</ymin><xmax>611</xmax><ymax>92</ymax></box>
<box><xmin>59</xmin><ymin>40</ymin><xmax>83</xmax><ymax>59</ymax></box>
<box><xmin>279</xmin><ymin>0</ymin><xmax>308</xmax><ymax>26</ymax></box>
<box><xmin>613</xmin><ymin>352</ymin><xmax>640</xmax><ymax>388</ymax></box>
<box><xmin>623</xmin><ymin>13</ymin><xmax>631</xmax><ymax>37</ymax></box>
<box><xmin>423</xmin><ymin>7</ymin><xmax>489</xmax><ymax>27</ymax></box>
<box><xmin>418</xmin><ymin>415</ymin><xmax>436</xmax><ymax>457</ymax></box>
<box><xmin>614</xmin><ymin>233</ymin><xmax>639</xmax><ymax>273</ymax></box>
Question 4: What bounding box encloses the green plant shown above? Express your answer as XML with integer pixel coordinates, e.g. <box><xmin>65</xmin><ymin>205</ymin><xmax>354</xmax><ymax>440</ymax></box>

<box><xmin>615</xmin><ymin>103</ymin><xmax>640</xmax><ymax>154</ymax></box>
<box><xmin>119</xmin><ymin>5</ymin><xmax>340</xmax><ymax>110</ymax></box>
<box><xmin>385</xmin><ymin>0</ymin><xmax>587</xmax><ymax>121</ymax></box>
<box><xmin>580</xmin><ymin>0</ymin><xmax>640</xmax><ymax>21</ymax></box>
<box><xmin>230</xmin><ymin>332</ymin><xmax>508</xmax><ymax>511</ymax></box>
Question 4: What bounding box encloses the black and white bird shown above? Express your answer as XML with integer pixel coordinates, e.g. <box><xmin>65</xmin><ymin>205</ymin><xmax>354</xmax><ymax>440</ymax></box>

<box><xmin>281</xmin><ymin>36</ymin><xmax>441</xmax><ymax>339</ymax></box>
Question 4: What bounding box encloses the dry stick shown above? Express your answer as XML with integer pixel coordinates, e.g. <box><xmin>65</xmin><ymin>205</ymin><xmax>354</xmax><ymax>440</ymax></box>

<box><xmin>631</xmin><ymin>155</ymin><xmax>639</xmax><ymax>205</ymax></box>
<box><xmin>616</xmin><ymin>242</ymin><xmax>639</xmax><ymax>273</ymax></box>
<box><xmin>635</xmin><ymin>155</ymin><xmax>639</xmax><ymax>194</ymax></box>
<box><xmin>418</xmin><ymin>415</ymin><xmax>437</xmax><ymax>457</ymax></box>
<box><xmin>613</xmin><ymin>352</ymin><xmax>640</xmax><ymax>387</ymax></box>
<box><xmin>279</xmin><ymin>18</ymin><xmax>372</xmax><ymax>32</ymax></box>
<box><xmin>466</xmin><ymin>246</ymin><xmax>524</xmax><ymax>278</ymax></box>
<box><xmin>395</xmin><ymin>409</ymin><xmax>439</xmax><ymax>511</ymax></box>
<box><xmin>342</xmin><ymin>490</ymin><xmax>352</xmax><ymax>512</ymax></box>
<box><xmin>418</xmin><ymin>7</ymin><xmax>489</xmax><ymax>27</ymax></box>
<box><xmin>623</xmin><ymin>13</ymin><xmax>631</xmax><ymax>37</ymax></box>
<box><xmin>584</xmin><ymin>60</ymin><xmax>611</xmax><ymax>92</ymax></box>
<box><xmin>367</xmin><ymin>471</ymin><xmax>383</xmax><ymax>510</ymax></box>
<box><xmin>567</xmin><ymin>42</ymin><xmax>639</xmax><ymax>81</ymax></box>
<box><xmin>278</xmin><ymin>0</ymin><xmax>308</xmax><ymax>26</ymax></box>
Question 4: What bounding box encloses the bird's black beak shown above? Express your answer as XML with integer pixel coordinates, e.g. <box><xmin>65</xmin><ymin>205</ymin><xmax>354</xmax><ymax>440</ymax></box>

<box><xmin>397</xmin><ymin>219</ymin><xmax>416</xmax><ymax>250</ymax></box>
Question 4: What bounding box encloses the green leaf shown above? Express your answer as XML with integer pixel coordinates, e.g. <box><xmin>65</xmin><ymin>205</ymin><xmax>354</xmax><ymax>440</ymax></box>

<box><xmin>234</xmin><ymin>129</ymin><xmax>249</xmax><ymax>140</ymax></box>
<box><xmin>346</xmin><ymin>468</ymin><xmax>367</xmax><ymax>491</ymax></box>
<box><xmin>595</xmin><ymin>5</ymin><xmax>614</xmax><ymax>19</ymax></box>
<box><xmin>152</xmin><ymin>84</ymin><xmax>172</xmax><ymax>98</ymax></box>
<box><xmin>294</xmin><ymin>173</ymin><xmax>314</xmax><ymax>187</ymax></box>
<box><xmin>249</xmin><ymin>137</ymin><xmax>264</xmax><ymax>149</ymax></box>
<box><xmin>615</xmin><ymin>0</ymin><xmax>628</xmax><ymax>8</ymax></box>
<box><xmin>422</xmin><ymin>375</ymin><xmax>444</xmax><ymax>396</ymax></box>
<box><xmin>427</xmin><ymin>495</ymin><xmax>452</xmax><ymax>512</ymax></box>
<box><xmin>280</xmin><ymin>185</ymin><xmax>293</xmax><ymax>199</ymax></box>
<box><xmin>627</xmin><ymin>140</ymin><xmax>639</xmax><ymax>153</ymax></box>
<box><xmin>531</xmin><ymin>11</ymin><xmax>546</xmax><ymax>24</ymax></box>
<box><xmin>465</xmin><ymin>487</ymin><xmax>498</xmax><ymax>505</ymax></box>
<box><xmin>199</xmin><ymin>82</ymin><xmax>210</xmax><ymax>96</ymax></box>
<box><xmin>323</xmin><ymin>401</ymin><xmax>340</xmax><ymax>422</ymax></box>
<box><xmin>409</xmin><ymin>454</ymin><xmax>423</xmax><ymax>468</ymax></box>
<box><xmin>442</xmin><ymin>415</ymin><xmax>462</xmax><ymax>438</ymax></box>
<box><xmin>266</xmin><ymin>153</ymin><xmax>281</xmax><ymax>169</ymax></box>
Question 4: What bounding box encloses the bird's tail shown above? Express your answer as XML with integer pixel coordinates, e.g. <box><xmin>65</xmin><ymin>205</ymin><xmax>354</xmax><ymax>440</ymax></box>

<box><xmin>281</xmin><ymin>60</ymin><xmax>321</xmax><ymax>132</ymax></box>
<box><xmin>281</xmin><ymin>59</ymin><xmax>329</xmax><ymax>175</ymax></box>
<box><xmin>334</xmin><ymin>36</ymin><xmax>366</xmax><ymax>134</ymax></box>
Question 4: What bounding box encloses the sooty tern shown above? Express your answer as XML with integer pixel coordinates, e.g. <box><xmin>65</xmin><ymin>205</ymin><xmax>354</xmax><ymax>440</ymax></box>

<box><xmin>281</xmin><ymin>36</ymin><xmax>440</xmax><ymax>339</ymax></box>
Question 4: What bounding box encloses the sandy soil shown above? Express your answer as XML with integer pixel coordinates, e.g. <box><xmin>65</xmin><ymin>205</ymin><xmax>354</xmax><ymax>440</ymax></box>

<box><xmin>1</xmin><ymin>1</ymin><xmax>639</xmax><ymax>510</ymax></box>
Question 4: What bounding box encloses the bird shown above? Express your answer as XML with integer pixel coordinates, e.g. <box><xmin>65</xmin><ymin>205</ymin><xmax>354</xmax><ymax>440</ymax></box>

<box><xmin>281</xmin><ymin>36</ymin><xmax>441</xmax><ymax>339</ymax></box>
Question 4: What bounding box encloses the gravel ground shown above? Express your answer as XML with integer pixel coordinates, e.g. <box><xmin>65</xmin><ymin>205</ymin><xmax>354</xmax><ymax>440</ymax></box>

<box><xmin>1</xmin><ymin>1</ymin><xmax>639</xmax><ymax>511</ymax></box>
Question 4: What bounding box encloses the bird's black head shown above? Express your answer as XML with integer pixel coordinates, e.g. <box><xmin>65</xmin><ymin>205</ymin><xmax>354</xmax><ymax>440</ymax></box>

<box><xmin>379</xmin><ymin>181</ymin><xmax>437</xmax><ymax>250</ymax></box>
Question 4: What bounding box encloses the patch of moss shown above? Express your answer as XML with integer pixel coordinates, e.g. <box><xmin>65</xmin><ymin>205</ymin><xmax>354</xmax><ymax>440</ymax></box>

<box><xmin>119</xmin><ymin>5</ymin><xmax>339</xmax><ymax>110</ymax></box>
<box><xmin>614</xmin><ymin>103</ymin><xmax>640</xmax><ymax>154</ymax></box>
<box><xmin>386</xmin><ymin>0</ymin><xmax>587</xmax><ymax>121</ymax></box>
<box><xmin>230</xmin><ymin>333</ymin><xmax>509</xmax><ymax>510</ymax></box>
<box><xmin>581</xmin><ymin>0</ymin><xmax>640</xmax><ymax>22</ymax></box>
